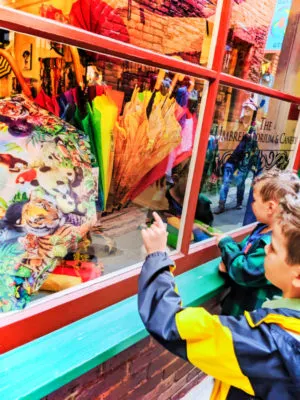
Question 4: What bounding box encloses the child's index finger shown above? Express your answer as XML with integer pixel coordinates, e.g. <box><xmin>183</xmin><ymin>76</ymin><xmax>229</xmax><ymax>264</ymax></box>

<box><xmin>152</xmin><ymin>211</ymin><xmax>164</xmax><ymax>229</ymax></box>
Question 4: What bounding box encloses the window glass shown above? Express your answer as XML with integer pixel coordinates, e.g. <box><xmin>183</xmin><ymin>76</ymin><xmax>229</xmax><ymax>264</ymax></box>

<box><xmin>0</xmin><ymin>30</ymin><xmax>204</xmax><ymax>311</ymax></box>
<box><xmin>1</xmin><ymin>0</ymin><xmax>221</xmax><ymax>66</ymax></box>
<box><xmin>198</xmin><ymin>85</ymin><xmax>299</xmax><ymax>236</ymax></box>
<box><xmin>224</xmin><ymin>0</ymin><xmax>300</xmax><ymax>96</ymax></box>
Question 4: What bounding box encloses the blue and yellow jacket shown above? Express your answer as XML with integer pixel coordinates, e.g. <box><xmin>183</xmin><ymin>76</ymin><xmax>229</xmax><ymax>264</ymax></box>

<box><xmin>138</xmin><ymin>252</ymin><xmax>300</xmax><ymax>400</ymax></box>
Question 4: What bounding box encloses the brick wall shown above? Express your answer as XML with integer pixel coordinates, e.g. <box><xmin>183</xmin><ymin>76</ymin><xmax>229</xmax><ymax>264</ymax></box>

<box><xmin>91</xmin><ymin>0</ymin><xmax>276</xmax><ymax>75</ymax></box>
<box><xmin>43</xmin><ymin>297</ymin><xmax>221</xmax><ymax>400</ymax></box>
<box><xmin>231</xmin><ymin>0</ymin><xmax>277</xmax><ymax>83</ymax></box>
<box><xmin>32</xmin><ymin>0</ymin><xmax>277</xmax><ymax>74</ymax></box>
<box><xmin>118</xmin><ymin>1</ymin><xmax>206</xmax><ymax>61</ymax></box>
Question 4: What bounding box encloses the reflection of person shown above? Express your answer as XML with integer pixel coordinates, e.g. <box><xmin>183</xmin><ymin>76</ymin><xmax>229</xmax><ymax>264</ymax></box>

<box><xmin>138</xmin><ymin>195</ymin><xmax>300</xmax><ymax>399</ymax></box>
<box><xmin>215</xmin><ymin>128</ymin><xmax>259</xmax><ymax>213</ymax></box>
<box><xmin>212</xmin><ymin>169</ymin><xmax>300</xmax><ymax>316</ymax></box>
<box><xmin>166</xmin><ymin>162</ymin><xmax>214</xmax><ymax>226</ymax></box>
<box><xmin>215</xmin><ymin>98</ymin><xmax>260</xmax><ymax>214</ymax></box>
<box><xmin>200</xmin><ymin>124</ymin><xmax>219</xmax><ymax>192</ymax></box>
<box><xmin>258</xmin><ymin>66</ymin><xmax>274</xmax><ymax>116</ymax></box>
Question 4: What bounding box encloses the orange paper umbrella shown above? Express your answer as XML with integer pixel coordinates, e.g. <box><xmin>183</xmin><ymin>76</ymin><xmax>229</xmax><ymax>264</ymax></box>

<box><xmin>112</xmin><ymin>89</ymin><xmax>181</xmax><ymax>205</ymax></box>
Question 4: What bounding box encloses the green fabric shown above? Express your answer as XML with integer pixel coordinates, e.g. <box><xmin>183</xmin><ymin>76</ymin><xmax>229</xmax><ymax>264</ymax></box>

<box><xmin>81</xmin><ymin>106</ymin><xmax>98</xmax><ymax>167</ymax></box>
<box><xmin>74</xmin><ymin>105</ymin><xmax>102</xmax><ymax>206</ymax></box>
<box><xmin>74</xmin><ymin>106</ymin><xmax>97</xmax><ymax>167</ymax></box>
<box><xmin>198</xmin><ymin>193</ymin><xmax>211</xmax><ymax>204</ymax></box>
<box><xmin>218</xmin><ymin>224</ymin><xmax>282</xmax><ymax>316</ymax></box>
<box><xmin>167</xmin><ymin>232</ymin><xmax>178</xmax><ymax>249</ymax></box>
<box><xmin>263</xmin><ymin>297</ymin><xmax>300</xmax><ymax>311</ymax></box>
<box><xmin>89</xmin><ymin>104</ymin><xmax>104</xmax><ymax>208</ymax></box>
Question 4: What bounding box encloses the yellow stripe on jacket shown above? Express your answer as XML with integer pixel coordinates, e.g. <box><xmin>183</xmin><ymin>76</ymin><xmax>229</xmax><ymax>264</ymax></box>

<box><xmin>175</xmin><ymin>307</ymin><xmax>255</xmax><ymax>398</ymax></box>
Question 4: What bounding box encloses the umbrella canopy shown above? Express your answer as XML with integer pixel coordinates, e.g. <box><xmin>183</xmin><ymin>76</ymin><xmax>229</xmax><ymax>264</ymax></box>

<box><xmin>92</xmin><ymin>94</ymin><xmax>118</xmax><ymax>208</ymax></box>
<box><xmin>112</xmin><ymin>88</ymin><xmax>181</xmax><ymax>205</ymax></box>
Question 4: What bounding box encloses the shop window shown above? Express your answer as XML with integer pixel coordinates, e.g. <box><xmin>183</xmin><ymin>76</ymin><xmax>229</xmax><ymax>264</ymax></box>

<box><xmin>223</xmin><ymin>0</ymin><xmax>300</xmax><ymax>96</ymax></box>
<box><xmin>198</xmin><ymin>85</ymin><xmax>299</xmax><ymax>235</ymax></box>
<box><xmin>2</xmin><ymin>0</ymin><xmax>222</xmax><ymax>66</ymax></box>
<box><xmin>0</xmin><ymin>29</ymin><xmax>206</xmax><ymax>312</ymax></box>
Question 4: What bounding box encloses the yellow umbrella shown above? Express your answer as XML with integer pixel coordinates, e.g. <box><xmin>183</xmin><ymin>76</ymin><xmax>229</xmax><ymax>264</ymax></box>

<box><xmin>112</xmin><ymin>86</ymin><xmax>181</xmax><ymax>205</ymax></box>
<box><xmin>92</xmin><ymin>94</ymin><xmax>118</xmax><ymax>208</ymax></box>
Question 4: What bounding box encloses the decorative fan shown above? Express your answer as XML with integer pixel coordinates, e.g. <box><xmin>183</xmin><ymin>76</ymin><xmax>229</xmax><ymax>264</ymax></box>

<box><xmin>69</xmin><ymin>0</ymin><xmax>130</xmax><ymax>43</ymax></box>
<box><xmin>0</xmin><ymin>56</ymin><xmax>11</xmax><ymax>79</ymax></box>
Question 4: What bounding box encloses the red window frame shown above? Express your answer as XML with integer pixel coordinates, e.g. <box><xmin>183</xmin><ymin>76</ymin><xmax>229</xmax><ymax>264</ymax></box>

<box><xmin>0</xmin><ymin>2</ymin><xmax>299</xmax><ymax>353</ymax></box>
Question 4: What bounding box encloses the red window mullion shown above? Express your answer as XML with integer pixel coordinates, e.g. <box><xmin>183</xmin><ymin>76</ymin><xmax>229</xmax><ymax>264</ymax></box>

<box><xmin>0</xmin><ymin>6</ymin><xmax>216</xmax><ymax>82</ymax></box>
<box><xmin>180</xmin><ymin>0</ymin><xmax>233</xmax><ymax>255</ymax></box>
<box><xmin>1</xmin><ymin>6</ymin><xmax>300</xmax><ymax>104</ymax></box>
<box><xmin>0</xmin><ymin>1</ymin><xmax>299</xmax><ymax>352</ymax></box>
<box><xmin>220</xmin><ymin>73</ymin><xmax>300</xmax><ymax>104</ymax></box>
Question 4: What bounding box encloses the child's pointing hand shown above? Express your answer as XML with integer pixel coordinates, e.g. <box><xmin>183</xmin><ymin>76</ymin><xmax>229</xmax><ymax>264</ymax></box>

<box><xmin>141</xmin><ymin>212</ymin><xmax>168</xmax><ymax>255</ymax></box>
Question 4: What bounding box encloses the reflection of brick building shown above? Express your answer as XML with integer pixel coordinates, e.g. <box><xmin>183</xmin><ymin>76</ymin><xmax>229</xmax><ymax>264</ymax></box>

<box><xmin>116</xmin><ymin>0</ymin><xmax>207</xmax><ymax>63</ymax></box>
<box><xmin>227</xmin><ymin>0</ymin><xmax>277</xmax><ymax>122</ymax></box>
<box><xmin>16</xmin><ymin>0</ymin><xmax>276</xmax><ymax>74</ymax></box>
<box><xmin>231</xmin><ymin>0</ymin><xmax>277</xmax><ymax>82</ymax></box>
<box><xmin>120</xmin><ymin>0</ymin><xmax>276</xmax><ymax>79</ymax></box>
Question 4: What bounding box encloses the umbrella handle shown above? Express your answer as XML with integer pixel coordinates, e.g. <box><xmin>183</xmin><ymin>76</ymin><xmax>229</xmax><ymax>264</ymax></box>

<box><xmin>146</xmin><ymin>69</ymin><xmax>166</xmax><ymax>118</ymax></box>
<box><xmin>69</xmin><ymin>46</ymin><xmax>84</xmax><ymax>89</ymax></box>
<box><xmin>168</xmin><ymin>55</ymin><xmax>185</xmax><ymax>97</ymax></box>
<box><xmin>154</xmin><ymin>68</ymin><xmax>166</xmax><ymax>90</ymax></box>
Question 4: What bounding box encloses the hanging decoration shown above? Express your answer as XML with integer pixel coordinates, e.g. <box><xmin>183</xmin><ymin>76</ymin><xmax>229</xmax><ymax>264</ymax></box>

<box><xmin>0</xmin><ymin>56</ymin><xmax>11</xmax><ymax>79</ymax></box>
<box><xmin>69</xmin><ymin>0</ymin><xmax>130</xmax><ymax>50</ymax></box>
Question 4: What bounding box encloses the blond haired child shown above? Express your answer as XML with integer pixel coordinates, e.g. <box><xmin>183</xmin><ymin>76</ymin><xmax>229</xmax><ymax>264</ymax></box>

<box><xmin>138</xmin><ymin>194</ymin><xmax>300</xmax><ymax>399</ymax></box>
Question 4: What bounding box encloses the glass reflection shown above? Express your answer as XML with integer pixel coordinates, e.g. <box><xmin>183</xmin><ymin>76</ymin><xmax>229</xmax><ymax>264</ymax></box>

<box><xmin>1</xmin><ymin>0</ymin><xmax>219</xmax><ymax>66</ymax></box>
<box><xmin>224</xmin><ymin>0</ymin><xmax>300</xmax><ymax>96</ymax></box>
<box><xmin>200</xmin><ymin>86</ymin><xmax>298</xmax><ymax>232</ymax></box>
<box><xmin>0</xmin><ymin>29</ymin><xmax>205</xmax><ymax>310</ymax></box>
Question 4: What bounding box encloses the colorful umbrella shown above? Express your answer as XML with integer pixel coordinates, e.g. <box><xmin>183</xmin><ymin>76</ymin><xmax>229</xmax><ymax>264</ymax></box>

<box><xmin>112</xmin><ymin>87</ymin><xmax>182</xmax><ymax>205</ymax></box>
<box><xmin>92</xmin><ymin>94</ymin><xmax>118</xmax><ymax>208</ymax></box>
<box><xmin>126</xmin><ymin>77</ymin><xmax>197</xmax><ymax>200</ymax></box>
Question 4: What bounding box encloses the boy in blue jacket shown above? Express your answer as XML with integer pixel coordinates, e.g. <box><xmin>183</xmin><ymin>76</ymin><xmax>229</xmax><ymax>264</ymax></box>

<box><xmin>138</xmin><ymin>195</ymin><xmax>300</xmax><ymax>400</ymax></box>
<box><xmin>213</xmin><ymin>169</ymin><xmax>299</xmax><ymax>316</ymax></box>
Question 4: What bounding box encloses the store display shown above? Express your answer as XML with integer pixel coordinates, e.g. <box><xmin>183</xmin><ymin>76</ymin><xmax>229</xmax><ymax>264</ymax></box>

<box><xmin>0</xmin><ymin>26</ymin><xmax>207</xmax><ymax>311</ymax></box>
<box><xmin>0</xmin><ymin>0</ymin><xmax>295</xmax><ymax>314</ymax></box>
<box><xmin>0</xmin><ymin>0</ymin><xmax>297</xmax><ymax>322</ymax></box>
<box><xmin>113</xmin><ymin>86</ymin><xmax>182</xmax><ymax>205</ymax></box>
<box><xmin>0</xmin><ymin>95</ymin><xmax>97</xmax><ymax>311</ymax></box>
<box><xmin>128</xmin><ymin>85</ymin><xmax>198</xmax><ymax>201</ymax></box>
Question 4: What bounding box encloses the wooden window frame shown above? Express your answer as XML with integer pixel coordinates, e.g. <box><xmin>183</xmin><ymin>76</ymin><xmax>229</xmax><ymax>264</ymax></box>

<box><xmin>0</xmin><ymin>1</ymin><xmax>299</xmax><ymax>352</ymax></box>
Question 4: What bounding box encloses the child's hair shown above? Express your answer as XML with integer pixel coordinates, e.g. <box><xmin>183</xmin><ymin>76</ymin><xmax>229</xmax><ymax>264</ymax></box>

<box><xmin>277</xmin><ymin>194</ymin><xmax>300</xmax><ymax>265</ymax></box>
<box><xmin>253</xmin><ymin>168</ymin><xmax>300</xmax><ymax>202</ymax></box>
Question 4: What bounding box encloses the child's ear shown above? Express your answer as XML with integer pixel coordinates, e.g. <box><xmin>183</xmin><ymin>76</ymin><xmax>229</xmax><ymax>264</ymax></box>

<box><xmin>268</xmin><ymin>200</ymin><xmax>278</xmax><ymax>214</ymax></box>
<box><xmin>292</xmin><ymin>269</ymin><xmax>300</xmax><ymax>289</ymax></box>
